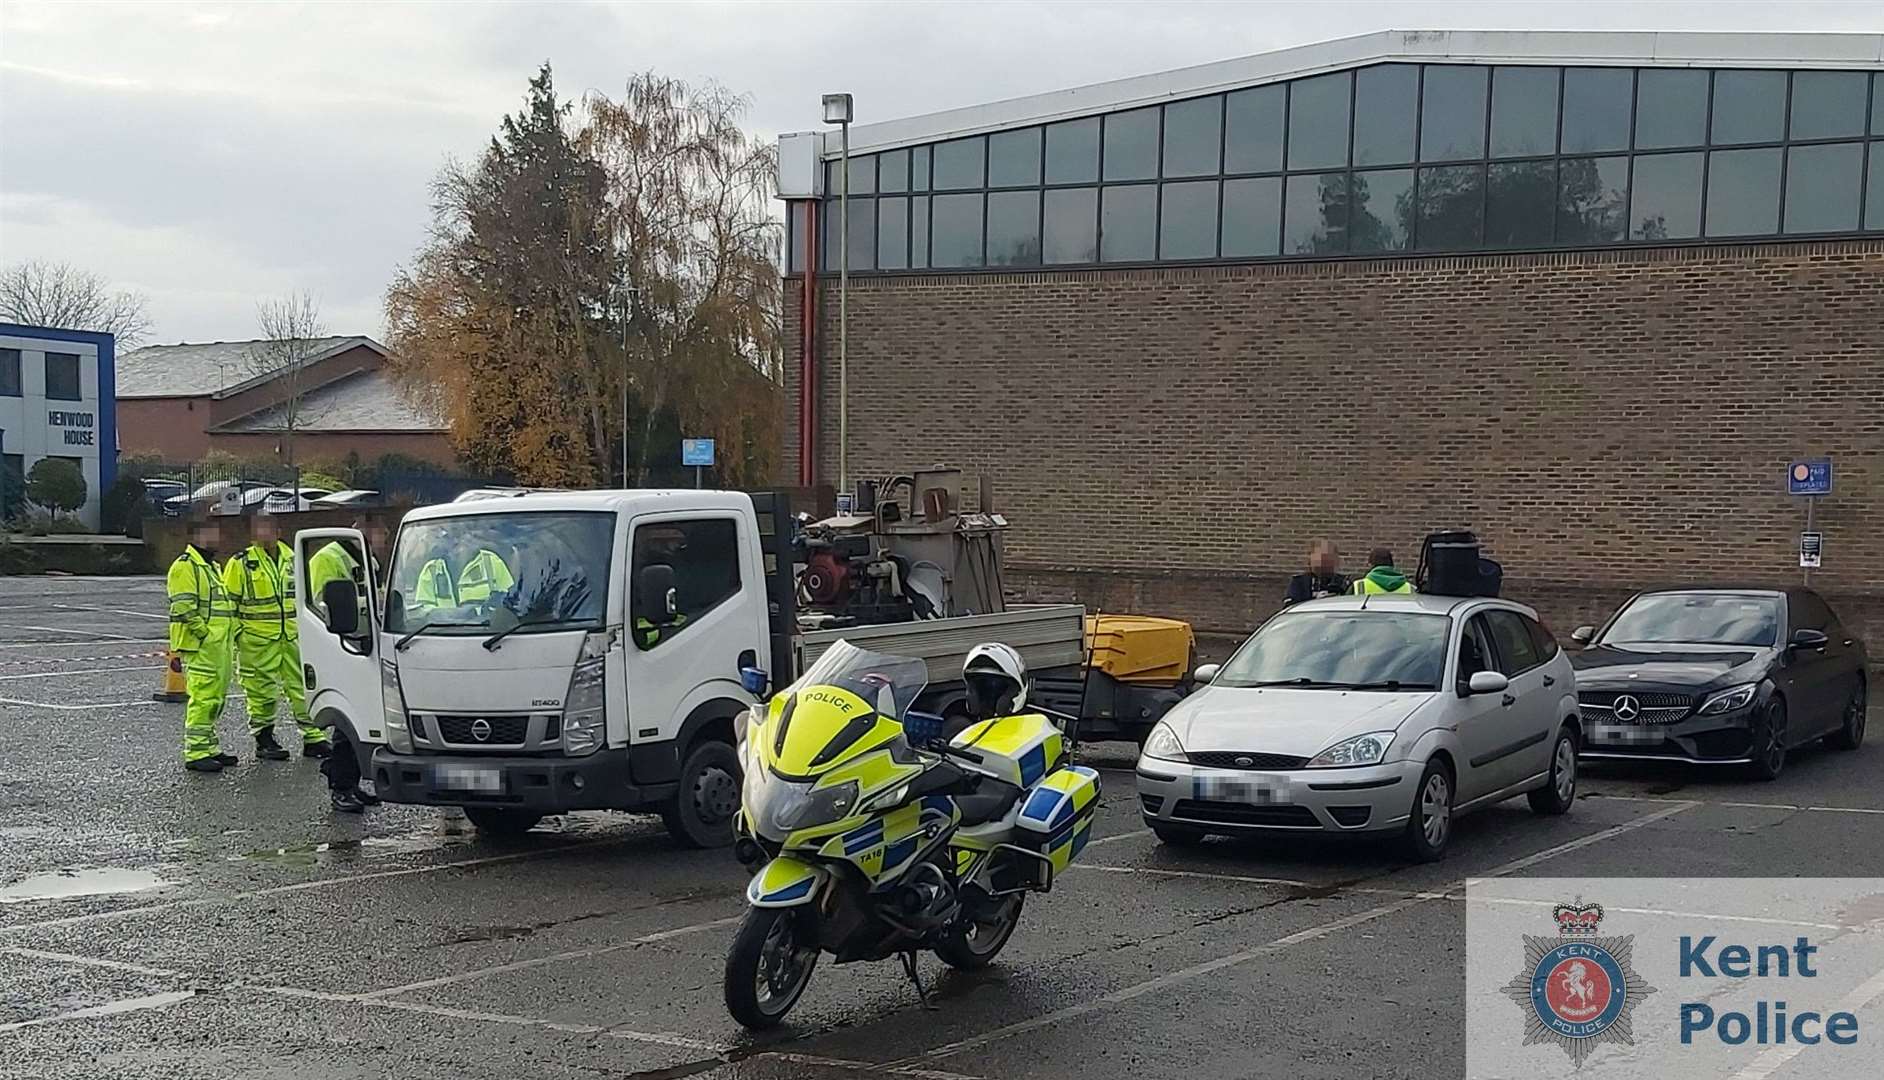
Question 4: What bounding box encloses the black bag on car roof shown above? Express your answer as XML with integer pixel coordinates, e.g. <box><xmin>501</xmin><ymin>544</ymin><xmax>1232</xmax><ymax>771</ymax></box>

<box><xmin>1418</xmin><ymin>530</ymin><xmax>1502</xmax><ymax>597</ymax></box>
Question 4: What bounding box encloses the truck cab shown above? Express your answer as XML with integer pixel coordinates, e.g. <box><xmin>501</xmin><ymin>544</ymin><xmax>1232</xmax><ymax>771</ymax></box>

<box><xmin>297</xmin><ymin>490</ymin><xmax>783</xmax><ymax>845</ymax></box>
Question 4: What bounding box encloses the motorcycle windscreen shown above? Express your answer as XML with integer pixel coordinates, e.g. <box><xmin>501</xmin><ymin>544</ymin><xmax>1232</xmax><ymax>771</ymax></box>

<box><xmin>760</xmin><ymin>641</ymin><xmax>927</xmax><ymax>778</ymax></box>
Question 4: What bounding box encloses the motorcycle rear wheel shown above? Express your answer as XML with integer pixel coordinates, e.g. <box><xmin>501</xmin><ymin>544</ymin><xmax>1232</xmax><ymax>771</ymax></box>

<box><xmin>724</xmin><ymin>906</ymin><xmax>819</xmax><ymax>1029</ymax></box>
<box><xmin>934</xmin><ymin>891</ymin><xmax>1025</xmax><ymax>971</ymax></box>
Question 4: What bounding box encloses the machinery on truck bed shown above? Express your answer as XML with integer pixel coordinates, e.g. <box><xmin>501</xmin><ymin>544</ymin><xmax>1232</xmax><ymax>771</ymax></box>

<box><xmin>294</xmin><ymin>483</ymin><xmax>1087</xmax><ymax>845</ymax></box>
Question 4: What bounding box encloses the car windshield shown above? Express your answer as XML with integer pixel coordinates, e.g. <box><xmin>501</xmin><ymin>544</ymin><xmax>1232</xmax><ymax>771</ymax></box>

<box><xmin>1601</xmin><ymin>593</ymin><xmax>1779</xmax><ymax>647</ymax></box>
<box><xmin>1214</xmin><ymin>611</ymin><xmax>1449</xmax><ymax>689</ymax></box>
<box><xmin>384</xmin><ymin>511</ymin><xmax>613</xmax><ymax>635</ymax></box>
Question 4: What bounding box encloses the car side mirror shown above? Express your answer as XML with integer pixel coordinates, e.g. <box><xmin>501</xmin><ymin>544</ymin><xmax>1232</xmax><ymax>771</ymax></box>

<box><xmin>635</xmin><ymin>563</ymin><xmax>677</xmax><ymax>626</ymax></box>
<box><xmin>1193</xmin><ymin>663</ymin><xmax>1220</xmax><ymax>685</ymax></box>
<box><xmin>1790</xmin><ymin>628</ymin><xmax>1829</xmax><ymax>651</ymax></box>
<box><xmin>1466</xmin><ymin>671</ymin><xmax>1510</xmax><ymax>696</ymax></box>
<box><xmin>1570</xmin><ymin>626</ymin><xmax>1595</xmax><ymax>645</ymax></box>
<box><xmin>321</xmin><ymin>579</ymin><xmax>360</xmax><ymax>637</ymax></box>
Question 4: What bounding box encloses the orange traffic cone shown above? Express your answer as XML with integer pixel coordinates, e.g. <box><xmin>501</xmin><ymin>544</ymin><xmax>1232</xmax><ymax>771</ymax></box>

<box><xmin>153</xmin><ymin>651</ymin><xmax>187</xmax><ymax>703</ymax></box>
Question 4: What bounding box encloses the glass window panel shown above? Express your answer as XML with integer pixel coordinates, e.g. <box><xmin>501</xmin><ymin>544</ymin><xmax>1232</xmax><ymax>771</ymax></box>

<box><xmin>821</xmin><ymin>196</ymin><xmax>840</xmax><ymax>270</ymax></box>
<box><xmin>1561</xmin><ymin>68</ymin><xmax>1632</xmax><ymax>154</ymax></box>
<box><xmin>988</xmin><ymin>127</ymin><xmax>1041</xmax><ymax>187</ymax></box>
<box><xmin>930</xmin><ymin>193</ymin><xmax>983</xmax><ymax>267</ymax></box>
<box><xmin>1353</xmin><ymin>65</ymin><xmax>1418</xmax><ymax>166</ymax></box>
<box><xmin>828</xmin><ymin>154</ymin><xmax>874</xmax><ymax>196</ymax></box>
<box><xmin>1705</xmin><ymin>147</ymin><xmax>1781</xmax><ymax>236</ymax></box>
<box><xmin>1224</xmin><ymin>84</ymin><xmax>1285</xmax><ymax>173</ymax></box>
<box><xmin>986</xmin><ymin>190</ymin><xmax>1041</xmax><ymax>266</ymax></box>
<box><xmin>1634</xmin><ymin>69</ymin><xmax>1708</xmax><ymax>150</ymax></box>
<box><xmin>1221</xmin><ymin>176</ymin><xmax>1282</xmax><ymax>256</ymax></box>
<box><xmin>877</xmin><ymin>196</ymin><xmax>909</xmax><ymax>269</ymax></box>
<box><xmin>1288</xmin><ymin>72</ymin><xmax>1351</xmax><ymax>171</ymax></box>
<box><xmin>1789</xmin><ymin>71</ymin><xmax>1868</xmax><ymax>141</ymax></box>
<box><xmin>1043</xmin><ymin>187</ymin><xmax>1098</xmax><ymax>263</ymax></box>
<box><xmin>1421</xmin><ymin>65</ymin><xmax>1488</xmax><ymax>162</ymax></box>
<box><xmin>1490</xmin><ymin>66</ymin><xmax>1558</xmax><ymax>158</ymax></box>
<box><xmin>933</xmin><ymin>137</ymin><xmax>985</xmax><ymax>190</ymax></box>
<box><xmin>1556</xmin><ymin>155</ymin><xmax>1628</xmax><ymax>245</ymax></box>
<box><xmin>1159</xmin><ymin>180</ymin><xmax>1218</xmax><ymax>259</ymax></box>
<box><xmin>878</xmin><ymin>149</ymin><xmax>909</xmax><ymax>193</ymax></box>
<box><xmin>1783</xmin><ymin>142</ymin><xmax>1862</xmax><ymax>234</ymax></box>
<box><xmin>1486</xmin><ymin>161</ymin><xmax>1555</xmax><ymax>247</ymax></box>
<box><xmin>1103</xmin><ymin>107</ymin><xmax>1159</xmax><ymax>182</ymax></box>
<box><xmin>845</xmin><ymin>197</ymin><xmax>876</xmax><ymax>270</ymax></box>
<box><xmin>787</xmin><ymin>207</ymin><xmax>804</xmax><ymax>273</ymax></box>
<box><xmin>1875</xmin><ymin>76</ymin><xmax>1883</xmax><ymax>136</ymax></box>
<box><xmin>1162</xmin><ymin>96</ymin><xmax>1222</xmax><ymax>178</ymax></box>
<box><xmin>1283</xmin><ymin>171</ymin><xmax>1348</xmax><ymax>254</ymax></box>
<box><xmin>1868</xmin><ymin>143</ymin><xmax>1884</xmax><ymax>229</ymax></box>
<box><xmin>1629</xmin><ymin>152</ymin><xmax>1703</xmax><ymax>240</ymax></box>
<box><xmin>911</xmin><ymin>195</ymin><xmax>929</xmax><ymax>267</ymax></box>
<box><xmin>912</xmin><ymin>146</ymin><xmax>930</xmax><ymax>192</ymax></box>
<box><xmin>1416</xmin><ymin>164</ymin><xmax>1485</xmax><ymax>249</ymax></box>
<box><xmin>1100</xmin><ymin>184</ymin><xmax>1156</xmax><ymax>261</ymax></box>
<box><xmin>1710</xmin><ymin>70</ymin><xmax>1786</xmax><ymax>145</ymax></box>
<box><xmin>1349</xmin><ymin>168</ymin><xmax>1413</xmax><ymax>253</ymax></box>
<box><xmin>1045</xmin><ymin>117</ymin><xmax>1100</xmax><ymax>184</ymax></box>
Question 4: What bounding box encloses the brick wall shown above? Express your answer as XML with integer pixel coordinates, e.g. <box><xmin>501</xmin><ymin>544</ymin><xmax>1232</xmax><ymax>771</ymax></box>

<box><xmin>783</xmin><ymin>239</ymin><xmax>1884</xmax><ymax>665</ymax></box>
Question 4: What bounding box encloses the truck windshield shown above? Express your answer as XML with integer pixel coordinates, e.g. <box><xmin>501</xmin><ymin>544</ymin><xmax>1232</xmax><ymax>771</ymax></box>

<box><xmin>384</xmin><ymin>511</ymin><xmax>613</xmax><ymax>636</ymax></box>
<box><xmin>1214</xmin><ymin>611</ymin><xmax>1449</xmax><ymax>690</ymax></box>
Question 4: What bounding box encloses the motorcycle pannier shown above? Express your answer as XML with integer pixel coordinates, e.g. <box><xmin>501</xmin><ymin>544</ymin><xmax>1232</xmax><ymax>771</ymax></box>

<box><xmin>1011</xmin><ymin>765</ymin><xmax>1101</xmax><ymax>878</ymax></box>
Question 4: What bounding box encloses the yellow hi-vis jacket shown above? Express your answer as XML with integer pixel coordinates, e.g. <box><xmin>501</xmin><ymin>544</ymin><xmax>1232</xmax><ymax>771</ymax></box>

<box><xmin>167</xmin><ymin>546</ymin><xmax>234</xmax><ymax>652</ymax></box>
<box><xmin>224</xmin><ymin>541</ymin><xmax>298</xmax><ymax>641</ymax></box>
<box><xmin>455</xmin><ymin>549</ymin><xmax>514</xmax><ymax>603</ymax></box>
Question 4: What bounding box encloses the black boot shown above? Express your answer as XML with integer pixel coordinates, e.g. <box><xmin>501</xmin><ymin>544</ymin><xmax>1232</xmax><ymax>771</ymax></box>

<box><xmin>255</xmin><ymin>731</ymin><xmax>290</xmax><ymax>761</ymax></box>
<box><xmin>330</xmin><ymin>789</ymin><xmax>367</xmax><ymax>814</ymax></box>
<box><xmin>354</xmin><ymin>785</ymin><xmax>383</xmax><ymax>807</ymax></box>
<box><xmin>213</xmin><ymin>751</ymin><xmax>240</xmax><ymax>766</ymax></box>
<box><xmin>185</xmin><ymin>757</ymin><xmax>224</xmax><ymax>774</ymax></box>
<box><xmin>302</xmin><ymin>740</ymin><xmax>333</xmax><ymax>759</ymax></box>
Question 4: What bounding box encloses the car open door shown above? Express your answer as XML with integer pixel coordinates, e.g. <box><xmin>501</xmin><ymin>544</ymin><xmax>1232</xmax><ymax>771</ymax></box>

<box><xmin>295</xmin><ymin>527</ymin><xmax>385</xmax><ymax>747</ymax></box>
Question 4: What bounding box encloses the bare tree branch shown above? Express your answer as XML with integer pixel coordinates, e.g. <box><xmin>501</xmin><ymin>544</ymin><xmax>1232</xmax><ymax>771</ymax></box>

<box><xmin>0</xmin><ymin>260</ymin><xmax>153</xmax><ymax>348</ymax></box>
<box><xmin>243</xmin><ymin>291</ymin><xmax>333</xmax><ymax>468</ymax></box>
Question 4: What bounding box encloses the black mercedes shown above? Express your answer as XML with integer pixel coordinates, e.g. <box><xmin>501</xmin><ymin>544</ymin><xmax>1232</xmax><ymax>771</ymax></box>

<box><xmin>1570</xmin><ymin>587</ymin><xmax>1868</xmax><ymax>779</ymax></box>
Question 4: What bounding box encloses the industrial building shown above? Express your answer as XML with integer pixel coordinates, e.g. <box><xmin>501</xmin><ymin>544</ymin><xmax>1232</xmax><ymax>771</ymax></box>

<box><xmin>775</xmin><ymin>30</ymin><xmax>1884</xmax><ymax>649</ymax></box>
<box><xmin>0</xmin><ymin>322</ymin><xmax>117</xmax><ymax>527</ymax></box>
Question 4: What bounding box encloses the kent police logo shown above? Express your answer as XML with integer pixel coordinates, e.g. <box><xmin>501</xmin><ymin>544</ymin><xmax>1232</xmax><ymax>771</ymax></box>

<box><xmin>1499</xmin><ymin>901</ymin><xmax>1656</xmax><ymax>1066</ymax></box>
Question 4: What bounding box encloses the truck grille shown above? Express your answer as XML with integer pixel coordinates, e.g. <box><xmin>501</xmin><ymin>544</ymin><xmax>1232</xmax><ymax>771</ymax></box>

<box><xmin>1578</xmin><ymin>691</ymin><xmax>1694</xmax><ymax>725</ymax></box>
<box><xmin>1185</xmin><ymin>751</ymin><xmax>1309</xmax><ymax>770</ymax></box>
<box><xmin>434</xmin><ymin>715</ymin><xmax>530</xmax><ymax>745</ymax></box>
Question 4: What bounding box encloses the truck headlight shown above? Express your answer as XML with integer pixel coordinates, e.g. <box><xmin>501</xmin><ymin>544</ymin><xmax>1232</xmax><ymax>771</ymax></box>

<box><xmin>380</xmin><ymin>658</ymin><xmax>413</xmax><ymax>754</ymax></box>
<box><xmin>562</xmin><ymin>631</ymin><xmax>608</xmax><ymax>757</ymax></box>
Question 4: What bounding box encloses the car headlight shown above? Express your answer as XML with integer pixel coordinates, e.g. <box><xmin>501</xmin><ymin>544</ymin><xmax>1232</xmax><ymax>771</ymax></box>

<box><xmin>1141</xmin><ymin>722</ymin><xmax>1186</xmax><ymax>762</ymax></box>
<box><xmin>380</xmin><ymin>658</ymin><xmax>413</xmax><ymax>754</ymax></box>
<box><xmin>1307</xmin><ymin>730</ymin><xmax>1396</xmax><ymax>768</ymax></box>
<box><xmin>1697</xmin><ymin>683</ymin><xmax>1759</xmax><ymax>716</ymax></box>
<box><xmin>561</xmin><ymin>631</ymin><xmax>609</xmax><ymax>756</ymax></box>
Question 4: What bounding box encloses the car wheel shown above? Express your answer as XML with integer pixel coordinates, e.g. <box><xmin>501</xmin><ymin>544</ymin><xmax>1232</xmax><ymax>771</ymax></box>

<box><xmin>1149</xmin><ymin>822</ymin><xmax>1207</xmax><ymax>847</ymax></box>
<box><xmin>1527</xmin><ymin>726</ymin><xmax>1578</xmax><ymax>816</ymax></box>
<box><xmin>663</xmin><ymin>739</ymin><xmax>742</xmax><ymax>848</ymax></box>
<box><xmin>1826</xmin><ymin>679</ymin><xmax>1867</xmax><ymax>751</ymax></box>
<box><xmin>1399</xmin><ymin>759</ymin><xmax>1453</xmax><ymax>863</ymax></box>
<box><xmin>1746</xmin><ymin>698</ymin><xmax>1788</xmax><ymax>782</ymax></box>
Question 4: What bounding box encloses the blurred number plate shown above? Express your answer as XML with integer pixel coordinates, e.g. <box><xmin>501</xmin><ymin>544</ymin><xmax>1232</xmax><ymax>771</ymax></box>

<box><xmin>1195</xmin><ymin>774</ymin><xmax>1291</xmax><ymax>803</ymax></box>
<box><xmin>437</xmin><ymin>765</ymin><xmax>504</xmax><ymax>793</ymax></box>
<box><xmin>1588</xmin><ymin>724</ymin><xmax>1661</xmax><ymax>746</ymax></box>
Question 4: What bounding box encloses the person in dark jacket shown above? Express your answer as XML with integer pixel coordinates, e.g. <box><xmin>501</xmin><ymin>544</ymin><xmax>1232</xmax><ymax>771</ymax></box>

<box><xmin>1284</xmin><ymin>541</ymin><xmax>1350</xmax><ymax>605</ymax></box>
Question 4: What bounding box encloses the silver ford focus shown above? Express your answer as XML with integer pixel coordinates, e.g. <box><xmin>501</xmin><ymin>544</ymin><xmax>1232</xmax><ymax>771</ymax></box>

<box><xmin>1135</xmin><ymin>594</ymin><xmax>1580</xmax><ymax>861</ymax></box>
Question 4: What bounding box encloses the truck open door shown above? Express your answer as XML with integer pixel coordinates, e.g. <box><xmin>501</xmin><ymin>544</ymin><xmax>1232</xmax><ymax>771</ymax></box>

<box><xmin>296</xmin><ymin>527</ymin><xmax>386</xmax><ymax>749</ymax></box>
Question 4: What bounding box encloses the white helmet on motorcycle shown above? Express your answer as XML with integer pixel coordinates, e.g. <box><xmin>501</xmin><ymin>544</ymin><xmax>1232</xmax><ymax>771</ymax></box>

<box><xmin>963</xmin><ymin>642</ymin><xmax>1029</xmax><ymax>720</ymax></box>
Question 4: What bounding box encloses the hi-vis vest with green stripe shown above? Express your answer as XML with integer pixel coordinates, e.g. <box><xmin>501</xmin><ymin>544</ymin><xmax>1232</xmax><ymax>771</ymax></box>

<box><xmin>224</xmin><ymin>541</ymin><xmax>297</xmax><ymax>639</ymax></box>
<box><xmin>167</xmin><ymin>546</ymin><xmax>234</xmax><ymax>652</ymax></box>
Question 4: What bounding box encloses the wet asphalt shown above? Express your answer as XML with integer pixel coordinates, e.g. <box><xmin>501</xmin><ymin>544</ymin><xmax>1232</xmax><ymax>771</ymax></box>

<box><xmin>2</xmin><ymin>575</ymin><xmax>1881</xmax><ymax>1079</ymax></box>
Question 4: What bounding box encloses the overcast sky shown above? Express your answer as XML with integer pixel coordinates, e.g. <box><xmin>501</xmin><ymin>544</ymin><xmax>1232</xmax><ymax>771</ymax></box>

<box><xmin>2</xmin><ymin>0</ymin><xmax>1879</xmax><ymax>344</ymax></box>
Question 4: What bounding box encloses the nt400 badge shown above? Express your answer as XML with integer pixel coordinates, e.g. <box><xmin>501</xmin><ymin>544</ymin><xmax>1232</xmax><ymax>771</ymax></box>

<box><xmin>1499</xmin><ymin>900</ymin><xmax>1656</xmax><ymax>1066</ymax></box>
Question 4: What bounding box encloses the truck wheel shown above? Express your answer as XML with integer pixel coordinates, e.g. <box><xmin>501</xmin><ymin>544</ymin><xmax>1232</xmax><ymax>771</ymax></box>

<box><xmin>464</xmin><ymin>808</ymin><xmax>542</xmax><ymax>837</ymax></box>
<box><xmin>664</xmin><ymin>739</ymin><xmax>741</xmax><ymax>848</ymax></box>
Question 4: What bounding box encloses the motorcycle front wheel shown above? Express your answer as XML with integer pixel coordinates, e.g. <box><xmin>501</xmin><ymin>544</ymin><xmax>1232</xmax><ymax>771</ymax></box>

<box><xmin>934</xmin><ymin>891</ymin><xmax>1025</xmax><ymax>971</ymax></box>
<box><xmin>724</xmin><ymin>906</ymin><xmax>820</xmax><ymax>1029</ymax></box>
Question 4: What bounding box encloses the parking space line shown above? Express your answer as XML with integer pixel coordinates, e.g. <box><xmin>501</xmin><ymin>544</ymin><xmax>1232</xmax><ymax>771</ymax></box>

<box><xmin>898</xmin><ymin>800</ymin><xmax>1698</xmax><ymax>1064</ymax></box>
<box><xmin>0</xmin><ymin>665</ymin><xmax>161</xmax><ymax>682</ymax></box>
<box><xmin>1</xmin><ymin>945</ymin><xmax>179</xmax><ymax>977</ymax></box>
<box><xmin>1073</xmin><ymin>864</ymin><xmax>1318</xmax><ymax>890</ymax></box>
<box><xmin>0</xmin><ymin>697</ymin><xmax>162</xmax><ymax>711</ymax></box>
<box><xmin>357</xmin><ymin>913</ymin><xmax>744</xmax><ymax>1000</ymax></box>
<box><xmin>1083</xmin><ymin>828</ymin><xmax>1149</xmax><ymax>847</ymax></box>
<box><xmin>0</xmin><ymin>638</ymin><xmax>167</xmax><ymax>650</ymax></box>
<box><xmin>49</xmin><ymin>603</ymin><xmax>166</xmax><ymax>620</ymax></box>
<box><xmin>1587</xmin><ymin>793</ymin><xmax>1884</xmax><ymax>816</ymax></box>
<box><xmin>0</xmin><ymin>990</ymin><xmax>198</xmax><ymax>1033</ymax></box>
<box><xmin>7</xmin><ymin>626</ymin><xmax>143</xmax><ymax>642</ymax></box>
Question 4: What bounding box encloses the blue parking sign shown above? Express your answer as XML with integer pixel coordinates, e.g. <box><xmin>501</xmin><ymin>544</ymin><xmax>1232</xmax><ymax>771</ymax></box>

<box><xmin>1787</xmin><ymin>459</ymin><xmax>1831</xmax><ymax>496</ymax></box>
<box><xmin>681</xmin><ymin>438</ymin><xmax>715</xmax><ymax>467</ymax></box>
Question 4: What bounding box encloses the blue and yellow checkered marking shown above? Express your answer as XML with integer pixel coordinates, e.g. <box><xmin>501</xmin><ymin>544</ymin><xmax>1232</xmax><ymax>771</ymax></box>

<box><xmin>747</xmin><ymin>856</ymin><xmax>826</xmax><ymax>907</ymax></box>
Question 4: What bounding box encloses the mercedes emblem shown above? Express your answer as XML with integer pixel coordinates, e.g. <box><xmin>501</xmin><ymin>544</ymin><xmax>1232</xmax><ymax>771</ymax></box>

<box><xmin>1612</xmin><ymin>695</ymin><xmax>1642</xmax><ymax>722</ymax></box>
<box><xmin>470</xmin><ymin>718</ymin><xmax>493</xmax><ymax>742</ymax></box>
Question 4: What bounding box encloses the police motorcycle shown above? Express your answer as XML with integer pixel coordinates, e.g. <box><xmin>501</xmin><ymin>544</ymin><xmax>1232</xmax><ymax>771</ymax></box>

<box><xmin>724</xmin><ymin>640</ymin><xmax>1101</xmax><ymax>1029</ymax></box>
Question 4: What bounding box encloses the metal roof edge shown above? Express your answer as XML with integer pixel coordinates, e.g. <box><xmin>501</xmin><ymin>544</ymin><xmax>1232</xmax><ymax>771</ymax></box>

<box><xmin>209</xmin><ymin>336</ymin><xmax>388</xmax><ymax>401</ymax></box>
<box><xmin>820</xmin><ymin>29</ymin><xmax>1884</xmax><ymax>157</ymax></box>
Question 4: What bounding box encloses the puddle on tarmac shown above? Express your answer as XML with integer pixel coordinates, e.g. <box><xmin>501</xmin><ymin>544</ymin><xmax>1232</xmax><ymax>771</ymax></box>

<box><xmin>239</xmin><ymin>818</ymin><xmax>482</xmax><ymax>864</ymax></box>
<box><xmin>0</xmin><ymin>866</ymin><xmax>171</xmax><ymax>904</ymax></box>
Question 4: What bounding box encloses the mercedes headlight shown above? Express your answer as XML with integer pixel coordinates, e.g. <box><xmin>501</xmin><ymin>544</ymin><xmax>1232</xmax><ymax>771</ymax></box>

<box><xmin>1307</xmin><ymin>731</ymin><xmax>1396</xmax><ymax>768</ymax></box>
<box><xmin>1141</xmin><ymin>722</ymin><xmax>1186</xmax><ymax>762</ymax></box>
<box><xmin>1697</xmin><ymin>684</ymin><xmax>1758</xmax><ymax>716</ymax></box>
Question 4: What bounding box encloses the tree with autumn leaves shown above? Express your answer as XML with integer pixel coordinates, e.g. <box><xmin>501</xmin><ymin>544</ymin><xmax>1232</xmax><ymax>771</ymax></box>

<box><xmin>385</xmin><ymin>65</ymin><xmax>781</xmax><ymax>487</ymax></box>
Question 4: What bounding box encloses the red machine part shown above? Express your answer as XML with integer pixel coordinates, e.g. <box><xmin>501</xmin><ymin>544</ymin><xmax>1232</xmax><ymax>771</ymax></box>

<box><xmin>801</xmin><ymin>549</ymin><xmax>853</xmax><ymax>607</ymax></box>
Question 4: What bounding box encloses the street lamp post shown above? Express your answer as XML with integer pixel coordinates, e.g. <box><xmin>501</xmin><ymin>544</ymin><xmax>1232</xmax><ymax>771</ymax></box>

<box><xmin>822</xmin><ymin>92</ymin><xmax>853</xmax><ymax>494</ymax></box>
